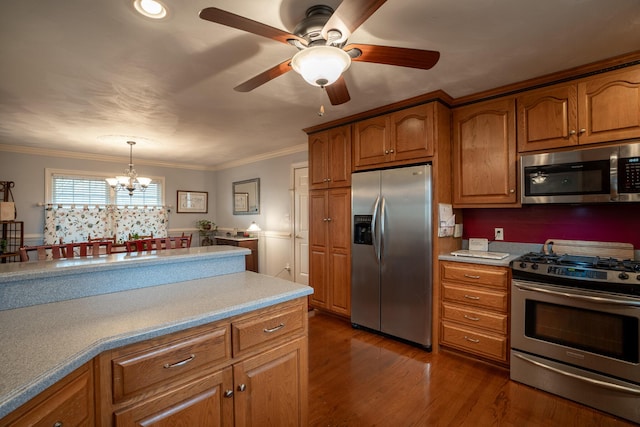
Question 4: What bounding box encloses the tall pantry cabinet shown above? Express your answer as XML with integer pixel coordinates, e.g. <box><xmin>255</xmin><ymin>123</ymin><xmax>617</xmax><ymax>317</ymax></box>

<box><xmin>308</xmin><ymin>125</ymin><xmax>352</xmax><ymax>317</ymax></box>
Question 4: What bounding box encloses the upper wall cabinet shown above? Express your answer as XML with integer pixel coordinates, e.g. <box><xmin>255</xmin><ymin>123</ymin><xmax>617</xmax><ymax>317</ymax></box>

<box><xmin>353</xmin><ymin>103</ymin><xmax>436</xmax><ymax>171</ymax></box>
<box><xmin>309</xmin><ymin>124</ymin><xmax>352</xmax><ymax>190</ymax></box>
<box><xmin>518</xmin><ymin>66</ymin><xmax>640</xmax><ymax>152</ymax></box>
<box><xmin>453</xmin><ymin>97</ymin><xmax>518</xmax><ymax>207</ymax></box>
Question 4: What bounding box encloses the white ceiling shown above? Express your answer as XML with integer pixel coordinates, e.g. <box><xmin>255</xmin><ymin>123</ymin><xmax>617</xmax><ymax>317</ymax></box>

<box><xmin>1</xmin><ymin>0</ymin><xmax>639</xmax><ymax>169</ymax></box>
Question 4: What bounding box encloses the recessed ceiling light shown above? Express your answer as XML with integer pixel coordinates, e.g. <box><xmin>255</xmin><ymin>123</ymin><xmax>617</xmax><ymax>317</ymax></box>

<box><xmin>133</xmin><ymin>0</ymin><xmax>167</xmax><ymax>19</ymax></box>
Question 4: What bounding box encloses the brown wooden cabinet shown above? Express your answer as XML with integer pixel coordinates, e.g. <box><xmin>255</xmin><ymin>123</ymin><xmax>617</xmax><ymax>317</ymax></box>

<box><xmin>309</xmin><ymin>187</ymin><xmax>351</xmax><ymax>317</ymax></box>
<box><xmin>1</xmin><ymin>361</ymin><xmax>94</xmax><ymax>426</ymax></box>
<box><xmin>440</xmin><ymin>261</ymin><xmax>510</xmax><ymax>365</ymax></box>
<box><xmin>309</xmin><ymin>124</ymin><xmax>351</xmax><ymax>190</ymax></box>
<box><xmin>353</xmin><ymin>103</ymin><xmax>436</xmax><ymax>171</ymax></box>
<box><xmin>96</xmin><ymin>298</ymin><xmax>308</xmax><ymax>427</ymax></box>
<box><xmin>215</xmin><ymin>237</ymin><xmax>258</xmax><ymax>272</ymax></box>
<box><xmin>452</xmin><ymin>97</ymin><xmax>518</xmax><ymax>206</ymax></box>
<box><xmin>518</xmin><ymin>66</ymin><xmax>640</xmax><ymax>152</ymax></box>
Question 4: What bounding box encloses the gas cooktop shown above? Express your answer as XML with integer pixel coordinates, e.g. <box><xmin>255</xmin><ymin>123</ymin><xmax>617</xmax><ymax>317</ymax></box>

<box><xmin>511</xmin><ymin>252</ymin><xmax>640</xmax><ymax>296</ymax></box>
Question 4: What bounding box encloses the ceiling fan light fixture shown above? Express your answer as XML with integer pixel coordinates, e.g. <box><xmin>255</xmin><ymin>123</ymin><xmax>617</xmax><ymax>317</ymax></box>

<box><xmin>291</xmin><ymin>46</ymin><xmax>351</xmax><ymax>87</ymax></box>
<box><xmin>133</xmin><ymin>0</ymin><xmax>167</xmax><ymax>19</ymax></box>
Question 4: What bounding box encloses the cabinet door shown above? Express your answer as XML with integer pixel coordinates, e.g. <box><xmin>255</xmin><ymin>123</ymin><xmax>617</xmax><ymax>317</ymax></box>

<box><xmin>233</xmin><ymin>338</ymin><xmax>308</xmax><ymax>427</ymax></box>
<box><xmin>517</xmin><ymin>84</ymin><xmax>578</xmax><ymax>152</ymax></box>
<box><xmin>114</xmin><ymin>368</ymin><xmax>234</xmax><ymax>427</ymax></box>
<box><xmin>578</xmin><ymin>67</ymin><xmax>640</xmax><ymax>145</ymax></box>
<box><xmin>452</xmin><ymin>97</ymin><xmax>517</xmax><ymax>206</ymax></box>
<box><xmin>309</xmin><ymin>132</ymin><xmax>329</xmax><ymax>189</ymax></box>
<box><xmin>309</xmin><ymin>190</ymin><xmax>328</xmax><ymax>308</ymax></box>
<box><xmin>353</xmin><ymin>115</ymin><xmax>390</xmax><ymax>168</ymax></box>
<box><xmin>328</xmin><ymin>125</ymin><xmax>352</xmax><ymax>188</ymax></box>
<box><xmin>328</xmin><ymin>188</ymin><xmax>351</xmax><ymax>316</ymax></box>
<box><xmin>390</xmin><ymin>103</ymin><xmax>435</xmax><ymax>161</ymax></box>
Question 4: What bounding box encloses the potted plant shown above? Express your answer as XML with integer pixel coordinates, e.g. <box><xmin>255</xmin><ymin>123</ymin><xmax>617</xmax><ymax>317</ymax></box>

<box><xmin>196</xmin><ymin>219</ymin><xmax>216</xmax><ymax>246</ymax></box>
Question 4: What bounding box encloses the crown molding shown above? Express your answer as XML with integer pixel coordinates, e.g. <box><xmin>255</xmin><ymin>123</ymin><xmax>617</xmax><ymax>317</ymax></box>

<box><xmin>212</xmin><ymin>143</ymin><xmax>308</xmax><ymax>171</ymax></box>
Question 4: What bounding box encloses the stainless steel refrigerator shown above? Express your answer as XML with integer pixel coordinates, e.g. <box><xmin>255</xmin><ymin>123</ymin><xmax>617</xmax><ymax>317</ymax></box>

<box><xmin>351</xmin><ymin>164</ymin><xmax>433</xmax><ymax>348</ymax></box>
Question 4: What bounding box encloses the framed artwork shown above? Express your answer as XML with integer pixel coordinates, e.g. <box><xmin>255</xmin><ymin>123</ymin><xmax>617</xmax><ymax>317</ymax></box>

<box><xmin>177</xmin><ymin>190</ymin><xmax>208</xmax><ymax>213</ymax></box>
<box><xmin>234</xmin><ymin>192</ymin><xmax>249</xmax><ymax>212</ymax></box>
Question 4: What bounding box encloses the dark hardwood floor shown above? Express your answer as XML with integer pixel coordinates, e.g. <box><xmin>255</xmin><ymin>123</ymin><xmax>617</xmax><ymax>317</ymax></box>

<box><xmin>308</xmin><ymin>312</ymin><xmax>636</xmax><ymax>427</ymax></box>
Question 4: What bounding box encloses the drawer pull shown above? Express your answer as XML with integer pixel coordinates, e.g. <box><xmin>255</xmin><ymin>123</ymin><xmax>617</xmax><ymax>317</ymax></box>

<box><xmin>224</xmin><ymin>390</ymin><xmax>234</xmax><ymax>398</ymax></box>
<box><xmin>463</xmin><ymin>294</ymin><xmax>480</xmax><ymax>300</ymax></box>
<box><xmin>464</xmin><ymin>336</ymin><xmax>480</xmax><ymax>344</ymax></box>
<box><xmin>263</xmin><ymin>323</ymin><xmax>285</xmax><ymax>333</ymax></box>
<box><xmin>463</xmin><ymin>274</ymin><xmax>481</xmax><ymax>279</ymax></box>
<box><xmin>53</xmin><ymin>423</ymin><xmax>63</xmax><ymax>427</ymax></box>
<box><xmin>463</xmin><ymin>314</ymin><xmax>480</xmax><ymax>321</ymax></box>
<box><xmin>163</xmin><ymin>354</ymin><xmax>195</xmax><ymax>369</ymax></box>
<box><xmin>238</xmin><ymin>383</ymin><xmax>247</xmax><ymax>392</ymax></box>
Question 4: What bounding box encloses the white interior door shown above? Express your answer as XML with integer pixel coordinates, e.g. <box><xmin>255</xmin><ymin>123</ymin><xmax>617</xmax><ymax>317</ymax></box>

<box><xmin>293</xmin><ymin>166</ymin><xmax>309</xmax><ymax>285</ymax></box>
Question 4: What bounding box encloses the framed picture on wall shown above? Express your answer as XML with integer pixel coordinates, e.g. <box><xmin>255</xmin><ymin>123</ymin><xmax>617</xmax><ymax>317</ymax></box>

<box><xmin>234</xmin><ymin>192</ymin><xmax>249</xmax><ymax>212</ymax></box>
<box><xmin>177</xmin><ymin>190</ymin><xmax>208</xmax><ymax>213</ymax></box>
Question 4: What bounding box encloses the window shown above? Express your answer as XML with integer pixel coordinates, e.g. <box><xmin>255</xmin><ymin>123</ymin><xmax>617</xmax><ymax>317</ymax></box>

<box><xmin>46</xmin><ymin>169</ymin><xmax>165</xmax><ymax>206</ymax></box>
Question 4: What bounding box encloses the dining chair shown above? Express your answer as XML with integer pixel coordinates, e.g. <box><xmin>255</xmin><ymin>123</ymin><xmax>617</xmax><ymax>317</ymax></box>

<box><xmin>19</xmin><ymin>241</ymin><xmax>112</xmax><ymax>261</ymax></box>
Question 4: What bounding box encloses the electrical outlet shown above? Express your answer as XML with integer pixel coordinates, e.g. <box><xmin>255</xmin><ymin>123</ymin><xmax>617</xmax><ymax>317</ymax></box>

<box><xmin>494</xmin><ymin>228</ymin><xmax>504</xmax><ymax>241</ymax></box>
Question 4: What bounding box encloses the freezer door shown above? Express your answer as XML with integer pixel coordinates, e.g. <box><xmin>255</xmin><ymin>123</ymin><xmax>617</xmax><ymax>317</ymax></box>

<box><xmin>351</xmin><ymin>170</ymin><xmax>381</xmax><ymax>330</ymax></box>
<box><xmin>380</xmin><ymin>165</ymin><xmax>433</xmax><ymax>347</ymax></box>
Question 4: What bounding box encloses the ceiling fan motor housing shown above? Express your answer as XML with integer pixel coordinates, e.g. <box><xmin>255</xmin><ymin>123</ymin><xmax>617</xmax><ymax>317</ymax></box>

<box><xmin>294</xmin><ymin>5</ymin><xmax>342</xmax><ymax>46</ymax></box>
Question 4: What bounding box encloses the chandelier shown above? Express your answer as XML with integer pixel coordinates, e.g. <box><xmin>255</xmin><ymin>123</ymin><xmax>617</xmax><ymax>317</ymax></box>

<box><xmin>105</xmin><ymin>141</ymin><xmax>152</xmax><ymax>197</ymax></box>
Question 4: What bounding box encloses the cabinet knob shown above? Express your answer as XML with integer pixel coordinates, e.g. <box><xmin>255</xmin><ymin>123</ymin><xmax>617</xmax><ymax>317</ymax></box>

<box><xmin>53</xmin><ymin>423</ymin><xmax>63</xmax><ymax>427</ymax></box>
<box><xmin>568</xmin><ymin>130</ymin><xmax>576</xmax><ymax>136</ymax></box>
<box><xmin>385</xmin><ymin>150</ymin><xmax>389</xmax><ymax>154</ymax></box>
<box><xmin>238</xmin><ymin>384</ymin><xmax>247</xmax><ymax>392</ymax></box>
<box><xmin>389</xmin><ymin>149</ymin><xmax>395</xmax><ymax>153</ymax></box>
<box><xmin>224</xmin><ymin>390</ymin><xmax>234</xmax><ymax>398</ymax></box>
<box><xmin>326</xmin><ymin>217</ymin><xmax>332</xmax><ymax>222</ymax></box>
<box><xmin>509</xmin><ymin>189</ymin><xmax>515</xmax><ymax>193</ymax></box>
<box><xmin>326</xmin><ymin>178</ymin><xmax>331</xmax><ymax>182</ymax></box>
<box><xmin>579</xmin><ymin>128</ymin><xmax>586</xmax><ymax>134</ymax></box>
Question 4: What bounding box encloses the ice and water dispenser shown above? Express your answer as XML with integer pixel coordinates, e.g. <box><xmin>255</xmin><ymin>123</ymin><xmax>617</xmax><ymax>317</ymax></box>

<box><xmin>353</xmin><ymin>215</ymin><xmax>372</xmax><ymax>245</ymax></box>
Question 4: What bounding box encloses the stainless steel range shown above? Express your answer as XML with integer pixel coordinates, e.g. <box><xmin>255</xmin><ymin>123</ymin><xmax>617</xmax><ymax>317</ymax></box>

<box><xmin>510</xmin><ymin>251</ymin><xmax>640</xmax><ymax>423</ymax></box>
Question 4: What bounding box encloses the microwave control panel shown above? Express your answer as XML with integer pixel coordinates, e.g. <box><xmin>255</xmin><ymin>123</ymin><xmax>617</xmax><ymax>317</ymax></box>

<box><xmin>619</xmin><ymin>156</ymin><xmax>640</xmax><ymax>193</ymax></box>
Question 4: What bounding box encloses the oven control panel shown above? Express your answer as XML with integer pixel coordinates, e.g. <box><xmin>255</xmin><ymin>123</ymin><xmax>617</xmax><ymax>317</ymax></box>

<box><xmin>546</xmin><ymin>266</ymin><xmax>608</xmax><ymax>280</ymax></box>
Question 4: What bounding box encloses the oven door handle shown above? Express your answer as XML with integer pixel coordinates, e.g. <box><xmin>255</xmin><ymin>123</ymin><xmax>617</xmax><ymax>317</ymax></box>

<box><xmin>513</xmin><ymin>353</ymin><xmax>640</xmax><ymax>396</ymax></box>
<box><xmin>514</xmin><ymin>282</ymin><xmax>640</xmax><ymax>307</ymax></box>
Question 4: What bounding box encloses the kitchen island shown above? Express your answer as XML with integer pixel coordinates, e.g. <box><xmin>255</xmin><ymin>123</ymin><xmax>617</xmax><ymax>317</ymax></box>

<box><xmin>0</xmin><ymin>247</ymin><xmax>313</xmax><ymax>424</ymax></box>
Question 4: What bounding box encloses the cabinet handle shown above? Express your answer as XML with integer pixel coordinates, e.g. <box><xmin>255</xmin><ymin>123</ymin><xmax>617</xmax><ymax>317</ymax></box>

<box><xmin>579</xmin><ymin>128</ymin><xmax>586</xmax><ymax>134</ymax></box>
<box><xmin>463</xmin><ymin>314</ymin><xmax>480</xmax><ymax>321</ymax></box>
<box><xmin>464</xmin><ymin>336</ymin><xmax>480</xmax><ymax>343</ymax></box>
<box><xmin>389</xmin><ymin>149</ymin><xmax>395</xmax><ymax>153</ymax></box>
<box><xmin>463</xmin><ymin>274</ymin><xmax>480</xmax><ymax>279</ymax></box>
<box><xmin>568</xmin><ymin>129</ymin><xmax>576</xmax><ymax>136</ymax></box>
<box><xmin>326</xmin><ymin>178</ymin><xmax>331</xmax><ymax>182</ymax></box>
<box><xmin>326</xmin><ymin>217</ymin><xmax>332</xmax><ymax>222</ymax></box>
<box><xmin>385</xmin><ymin>150</ymin><xmax>389</xmax><ymax>154</ymax></box>
<box><xmin>163</xmin><ymin>354</ymin><xmax>195</xmax><ymax>369</ymax></box>
<box><xmin>53</xmin><ymin>423</ymin><xmax>63</xmax><ymax>427</ymax></box>
<box><xmin>224</xmin><ymin>390</ymin><xmax>234</xmax><ymax>398</ymax></box>
<box><xmin>264</xmin><ymin>323</ymin><xmax>285</xmax><ymax>333</ymax></box>
<box><xmin>238</xmin><ymin>384</ymin><xmax>247</xmax><ymax>392</ymax></box>
<box><xmin>464</xmin><ymin>294</ymin><xmax>480</xmax><ymax>300</ymax></box>
<box><xmin>509</xmin><ymin>189</ymin><xmax>515</xmax><ymax>193</ymax></box>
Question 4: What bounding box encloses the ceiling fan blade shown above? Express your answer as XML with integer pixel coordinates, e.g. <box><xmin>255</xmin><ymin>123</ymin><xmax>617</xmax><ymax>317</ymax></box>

<box><xmin>325</xmin><ymin>76</ymin><xmax>351</xmax><ymax>105</ymax></box>
<box><xmin>321</xmin><ymin>0</ymin><xmax>387</xmax><ymax>42</ymax></box>
<box><xmin>199</xmin><ymin>7</ymin><xmax>306</xmax><ymax>46</ymax></box>
<box><xmin>234</xmin><ymin>59</ymin><xmax>293</xmax><ymax>92</ymax></box>
<box><xmin>345</xmin><ymin>44</ymin><xmax>440</xmax><ymax>70</ymax></box>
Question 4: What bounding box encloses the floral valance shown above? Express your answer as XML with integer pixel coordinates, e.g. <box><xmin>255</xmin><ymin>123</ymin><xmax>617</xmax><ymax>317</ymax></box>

<box><xmin>44</xmin><ymin>205</ymin><xmax>168</xmax><ymax>244</ymax></box>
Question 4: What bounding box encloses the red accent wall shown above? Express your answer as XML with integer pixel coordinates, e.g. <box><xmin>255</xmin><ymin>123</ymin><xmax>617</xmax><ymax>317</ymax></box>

<box><xmin>462</xmin><ymin>204</ymin><xmax>640</xmax><ymax>247</ymax></box>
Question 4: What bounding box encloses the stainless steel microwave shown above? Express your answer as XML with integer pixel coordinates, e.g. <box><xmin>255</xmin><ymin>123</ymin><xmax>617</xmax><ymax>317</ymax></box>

<box><xmin>521</xmin><ymin>142</ymin><xmax>640</xmax><ymax>204</ymax></box>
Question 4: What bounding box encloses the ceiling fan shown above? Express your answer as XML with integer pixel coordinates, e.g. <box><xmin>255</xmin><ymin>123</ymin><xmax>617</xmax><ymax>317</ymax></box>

<box><xmin>199</xmin><ymin>0</ymin><xmax>440</xmax><ymax>105</ymax></box>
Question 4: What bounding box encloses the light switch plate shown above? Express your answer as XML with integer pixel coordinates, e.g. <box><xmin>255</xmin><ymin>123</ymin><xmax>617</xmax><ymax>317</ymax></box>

<box><xmin>469</xmin><ymin>238</ymin><xmax>489</xmax><ymax>251</ymax></box>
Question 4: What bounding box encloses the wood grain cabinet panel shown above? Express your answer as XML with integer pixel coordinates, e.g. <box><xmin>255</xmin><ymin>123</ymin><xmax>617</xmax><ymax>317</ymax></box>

<box><xmin>308</xmin><ymin>188</ymin><xmax>351</xmax><ymax>317</ymax></box>
<box><xmin>440</xmin><ymin>261</ymin><xmax>511</xmax><ymax>365</ymax></box>
<box><xmin>1</xmin><ymin>362</ymin><xmax>94</xmax><ymax>427</ymax></box>
<box><xmin>452</xmin><ymin>97</ymin><xmax>517</xmax><ymax>206</ymax></box>
<box><xmin>309</xmin><ymin>125</ymin><xmax>351</xmax><ymax>190</ymax></box>
<box><xmin>518</xmin><ymin>66</ymin><xmax>640</xmax><ymax>151</ymax></box>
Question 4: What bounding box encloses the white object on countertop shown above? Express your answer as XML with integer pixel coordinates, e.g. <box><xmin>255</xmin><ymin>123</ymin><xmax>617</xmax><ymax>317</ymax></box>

<box><xmin>469</xmin><ymin>238</ymin><xmax>489</xmax><ymax>251</ymax></box>
<box><xmin>451</xmin><ymin>249</ymin><xmax>509</xmax><ymax>260</ymax></box>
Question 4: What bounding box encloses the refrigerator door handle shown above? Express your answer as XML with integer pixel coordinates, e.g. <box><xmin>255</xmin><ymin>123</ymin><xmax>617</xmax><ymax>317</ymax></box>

<box><xmin>371</xmin><ymin>195</ymin><xmax>381</xmax><ymax>262</ymax></box>
<box><xmin>380</xmin><ymin>196</ymin><xmax>386</xmax><ymax>262</ymax></box>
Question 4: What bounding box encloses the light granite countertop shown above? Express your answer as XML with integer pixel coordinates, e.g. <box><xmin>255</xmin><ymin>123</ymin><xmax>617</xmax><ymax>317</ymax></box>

<box><xmin>0</xmin><ymin>272</ymin><xmax>313</xmax><ymax>419</ymax></box>
<box><xmin>438</xmin><ymin>253</ymin><xmax>520</xmax><ymax>267</ymax></box>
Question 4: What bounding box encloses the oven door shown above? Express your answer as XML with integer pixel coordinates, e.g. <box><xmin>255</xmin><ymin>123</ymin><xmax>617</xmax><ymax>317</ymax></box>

<box><xmin>511</xmin><ymin>279</ymin><xmax>640</xmax><ymax>384</ymax></box>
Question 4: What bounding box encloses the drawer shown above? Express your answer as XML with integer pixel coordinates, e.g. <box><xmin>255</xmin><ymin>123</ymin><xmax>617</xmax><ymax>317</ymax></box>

<box><xmin>441</xmin><ymin>262</ymin><xmax>509</xmax><ymax>289</ymax></box>
<box><xmin>112</xmin><ymin>325</ymin><xmax>230</xmax><ymax>402</ymax></box>
<box><xmin>441</xmin><ymin>321</ymin><xmax>508</xmax><ymax>362</ymax></box>
<box><xmin>442</xmin><ymin>302</ymin><xmax>508</xmax><ymax>334</ymax></box>
<box><xmin>442</xmin><ymin>283</ymin><xmax>508</xmax><ymax>311</ymax></box>
<box><xmin>232</xmin><ymin>303</ymin><xmax>306</xmax><ymax>357</ymax></box>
